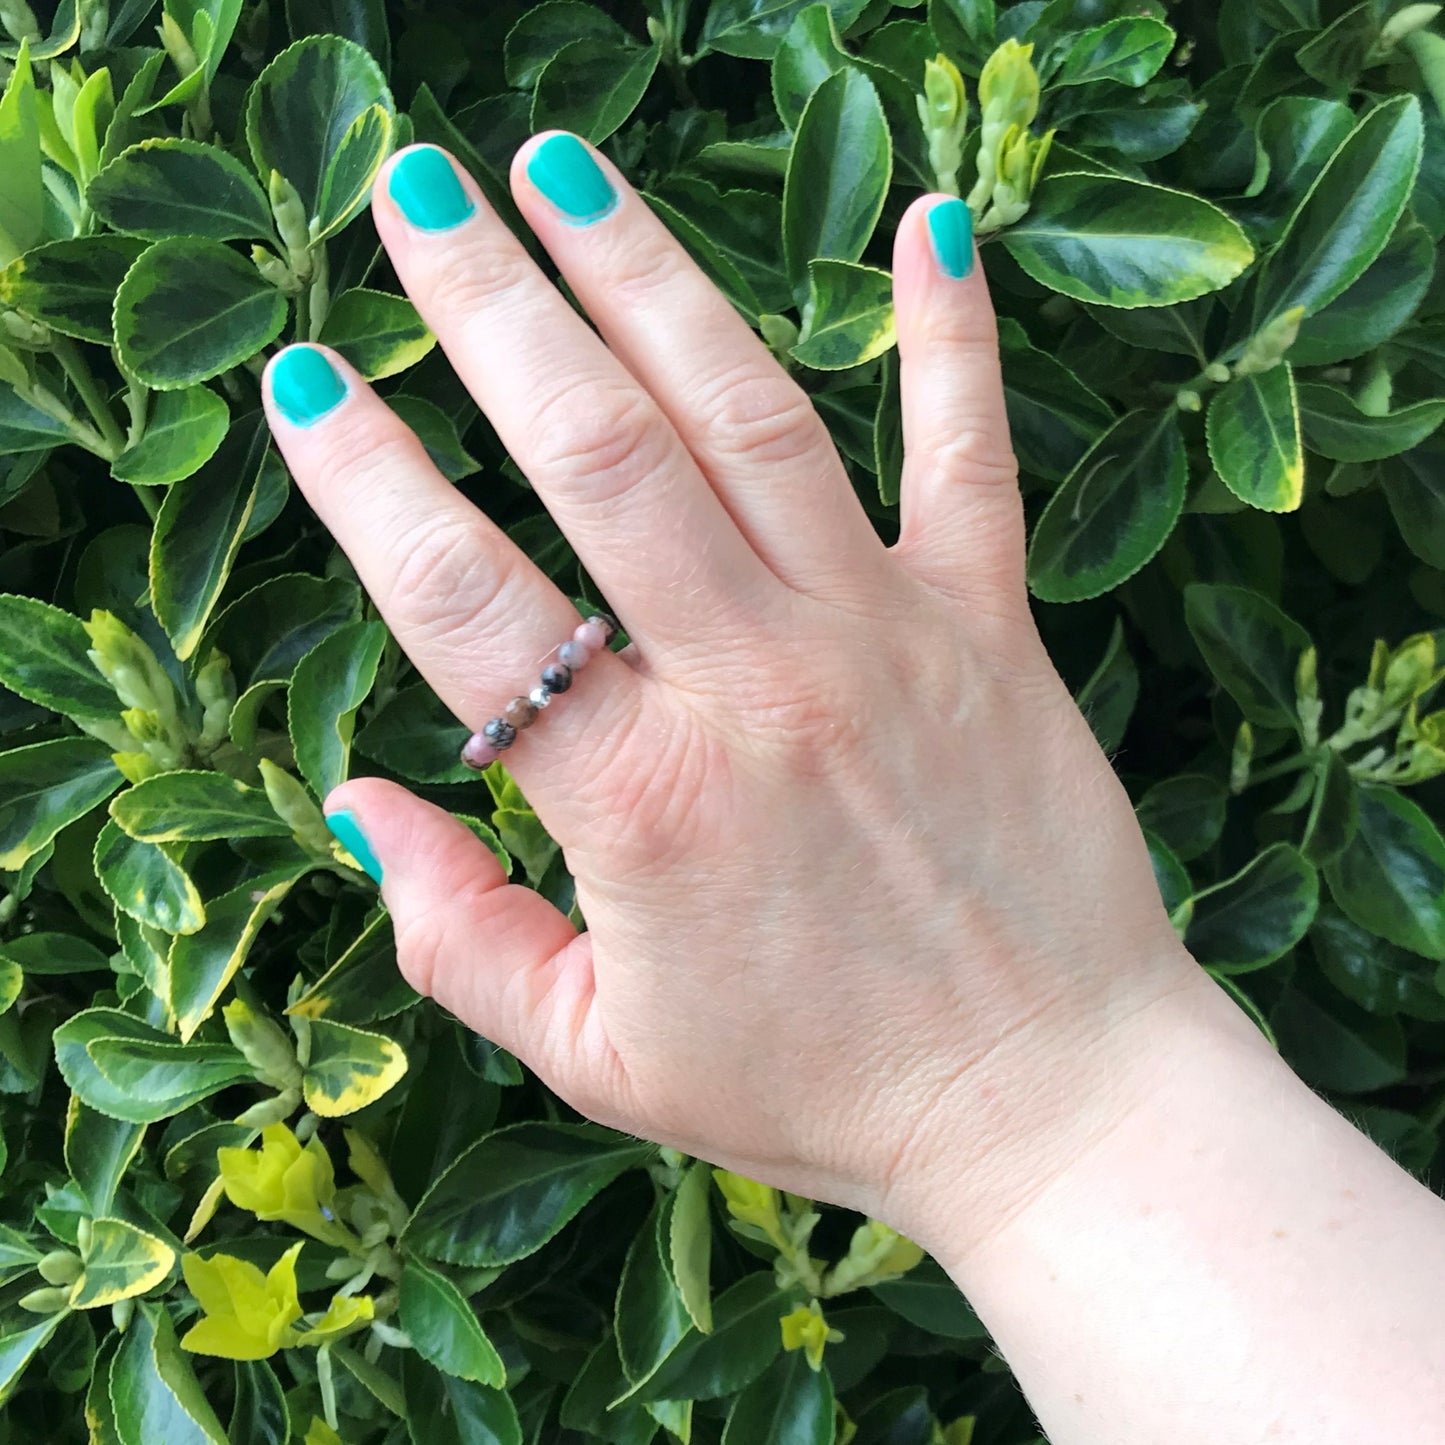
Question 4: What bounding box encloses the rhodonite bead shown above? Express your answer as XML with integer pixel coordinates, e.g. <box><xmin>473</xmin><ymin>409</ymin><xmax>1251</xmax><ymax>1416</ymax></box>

<box><xmin>529</xmin><ymin>686</ymin><xmax>551</xmax><ymax>708</ymax></box>
<box><xmin>557</xmin><ymin>640</ymin><xmax>590</xmax><ymax>670</ymax></box>
<box><xmin>482</xmin><ymin>717</ymin><xmax>517</xmax><ymax>748</ymax></box>
<box><xmin>504</xmin><ymin>696</ymin><xmax>539</xmax><ymax>729</ymax></box>
<box><xmin>460</xmin><ymin>734</ymin><xmax>501</xmax><ymax>770</ymax></box>
<box><xmin>574</xmin><ymin>618</ymin><xmax>608</xmax><ymax>654</ymax></box>
<box><xmin>540</xmin><ymin>662</ymin><xmax>573</xmax><ymax>693</ymax></box>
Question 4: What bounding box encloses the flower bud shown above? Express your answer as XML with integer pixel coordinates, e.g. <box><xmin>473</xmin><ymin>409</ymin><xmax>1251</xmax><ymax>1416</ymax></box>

<box><xmin>269</xmin><ymin>170</ymin><xmax>313</xmax><ymax>276</ymax></box>
<box><xmin>978</xmin><ymin>38</ymin><xmax>1039</xmax><ymax>130</ymax></box>
<box><xmin>224</xmin><ymin>997</ymin><xmax>303</xmax><ymax>1091</ymax></box>
<box><xmin>918</xmin><ymin>54</ymin><xmax>968</xmax><ymax>195</ymax></box>
<box><xmin>158</xmin><ymin>11</ymin><xmax>199</xmax><ymax>78</ymax></box>
<box><xmin>18</xmin><ymin>1285</ymin><xmax>71</xmax><ymax>1313</ymax></box>
<box><xmin>1233</xmin><ymin>305</ymin><xmax>1304</xmax><ymax>376</ymax></box>
<box><xmin>1381</xmin><ymin>3</ymin><xmax>1442</xmax><ymax>47</ymax></box>
<box><xmin>259</xmin><ymin>758</ymin><xmax>334</xmax><ymax>857</ymax></box>
<box><xmin>38</xmin><ymin>1248</ymin><xmax>81</xmax><ymax>1286</ymax></box>
<box><xmin>252</xmin><ymin>244</ymin><xmax>301</xmax><ymax>294</ymax></box>
<box><xmin>1229</xmin><ymin>721</ymin><xmax>1254</xmax><ymax>794</ymax></box>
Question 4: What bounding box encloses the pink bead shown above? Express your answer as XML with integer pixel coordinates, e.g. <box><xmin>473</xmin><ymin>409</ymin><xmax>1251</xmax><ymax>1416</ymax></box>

<box><xmin>460</xmin><ymin>733</ymin><xmax>501</xmax><ymax>770</ymax></box>
<box><xmin>574</xmin><ymin>619</ymin><xmax>608</xmax><ymax>654</ymax></box>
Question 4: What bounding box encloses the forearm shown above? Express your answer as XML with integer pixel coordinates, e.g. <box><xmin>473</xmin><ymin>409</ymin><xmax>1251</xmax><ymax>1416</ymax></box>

<box><xmin>908</xmin><ymin>971</ymin><xmax>1445</xmax><ymax>1443</ymax></box>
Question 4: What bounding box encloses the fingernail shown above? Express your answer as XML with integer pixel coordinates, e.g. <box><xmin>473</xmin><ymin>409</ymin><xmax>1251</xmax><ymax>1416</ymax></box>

<box><xmin>326</xmin><ymin>809</ymin><xmax>383</xmax><ymax>884</ymax></box>
<box><xmin>927</xmin><ymin>197</ymin><xmax>974</xmax><ymax>280</ymax></box>
<box><xmin>525</xmin><ymin>133</ymin><xmax>617</xmax><ymax>226</ymax></box>
<box><xmin>270</xmin><ymin>346</ymin><xmax>346</xmax><ymax>427</ymax></box>
<box><xmin>388</xmin><ymin>145</ymin><xmax>476</xmax><ymax>232</ymax></box>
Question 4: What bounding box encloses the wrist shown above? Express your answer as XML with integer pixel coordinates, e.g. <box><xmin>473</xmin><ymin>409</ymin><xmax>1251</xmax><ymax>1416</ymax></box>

<box><xmin>875</xmin><ymin>953</ymin><xmax>1268</xmax><ymax>1264</ymax></box>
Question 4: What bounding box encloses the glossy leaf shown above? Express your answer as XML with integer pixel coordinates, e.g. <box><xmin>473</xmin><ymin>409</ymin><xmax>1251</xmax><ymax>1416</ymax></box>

<box><xmin>94</xmin><ymin>818</ymin><xmax>205</xmax><ymax>935</ymax></box>
<box><xmin>399</xmin><ymin>1257</ymin><xmax>506</xmax><ymax>1386</ymax></box>
<box><xmin>616</xmin><ymin>1196</ymin><xmax>693</xmax><ymax>1388</ymax></box>
<box><xmin>401</xmin><ymin>1352</ymin><xmax>522</xmax><ymax>1445</ymax></box>
<box><xmin>0</xmin><ymin>738</ymin><xmax>120</xmax><ymax>871</ymax></box>
<box><xmin>110</xmin><ymin>1301</ymin><xmax>228</xmax><ymax>1445</ymax></box>
<box><xmin>289</xmin><ymin>619</ymin><xmax>388</xmax><ymax>800</ymax></box>
<box><xmin>1206</xmin><ymin>366</ymin><xmax>1304</xmax><ymax>512</ymax></box>
<box><xmin>112</xmin><ymin>386</ymin><xmax>229</xmax><ymax>486</ymax></box>
<box><xmin>113</xmin><ymin>238</ymin><xmax>288</xmax><ymax>389</ymax></box>
<box><xmin>88</xmin><ymin>139</ymin><xmax>275</xmax><ymax>241</ymax></box>
<box><xmin>111</xmin><ymin>771</ymin><xmax>293</xmax><ymax>844</ymax></box>
<box><xmin>782</xmin><ymin>68</ymin><xmax>891</xmax><ymax>293</ymax></box>
<box><xmin>1252</xmin><ymin>95</ymin><xmax>1424</xmax><ymax>331</ymax></box>
<box><xmin>1184</xmin><ymin>842</ymin><xmax>1318</xmax><ymax>972</ymax></box>
<box><xmin>404</xmin><ymin>1122</ymin><xmax>655</xmax><ymax>1266</ymax></box>
<box><xmin>316</xmin><ymin>288</ymin><xmax>435</xmax><ymax>381</ymax></box>
<box><xmin>1050</xmin><ymin>17</ymin><xmax>1174</xmax><ymax>88</ymax></box>
<box><xmin>0</xmin><ymin>593</ymin><xmax>119</xmax><ymax>722</ymax></box>
<box><xmin>1313</xmin><ymin>906</ymin><xmax>1445</xmax><ymax>1021</ymax></box>
<box><xmin>1136</xmin><ymin>774</ymin><xmax>1228</xmax><ymax>862</ymax></box>
<box><xmin>700</xmin><ymin>0</ymin><xmax>873</xmax><ymax>59</ymax></box>
<box><xmin>1003</xmin><ymin>174</ymin><xmax>1253</xmax><ymax>307</ymax></box>
<box><xmin>504</xmin><ymin>2</ymin><xmax>632</xmax><ymax>87</ymax></box>
<box><xmin>532</xmin><ymin>39</ymin><xmax>661</xmax><ymax>145</ymax></box>
<box><xmin>721</xmin><ymin>1350</ymin><xmax>833</xmax><ymax>1445</ymax></box>
<box><xmin>1027</xmin><ymin>410</ymin><xmax>1187</xmax><ymax>603</ymax></box>
<box><xmin>1325</xmin><ymin>785</ymin><xmax>1445</xmax><ymax>960</ymax></box>
<box><xmin>1183</xmin><ymin>583</ymin><xmax>1311</xmax><ymax>732</ymax></box>
<box><xmin>791</xmin><ymin>260</ymin><xmax>895</xmax><ymax>371</ymax></box>
<box><xmin>1296</xmin><ymin>384</ymin><xmax>1445</xmax><ymax>463</ymax></box>
<box><xmin>302</xmin><ymin>1017</ymin><xmax>408</xmax><ymax>1116</ymax></box>
<box><xmin>71</xmin><ymin>1218</ymin><xmax>176</xmax><ymax>1309</ymax></box>
<box><xmin>0</xmin><ymin>235</ymin><xmax>145</xmax><ymax>342</ymax></box>
<box><xmin>669</xmin><ymin>1159</ymin><xmax>715</xmax><ymax>1335</ymax></box>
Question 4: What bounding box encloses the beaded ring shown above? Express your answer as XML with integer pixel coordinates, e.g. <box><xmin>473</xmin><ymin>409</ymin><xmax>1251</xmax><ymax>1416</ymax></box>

<box><xmin>459</xmin><ymin>610</ymin><xmax>619</xmax><ymax>770</ymax></box>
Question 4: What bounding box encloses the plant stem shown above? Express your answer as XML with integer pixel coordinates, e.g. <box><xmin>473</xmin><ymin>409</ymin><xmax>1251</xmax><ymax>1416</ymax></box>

<box><xmin>52</xmin><ymin>338</ymin><xmax>125</xmax><ymax>458</ymax></box>
<box><xmin>1244</xmin><ymin>751</ymin><xmax>1313</xmax><ymax>788</ymax></box>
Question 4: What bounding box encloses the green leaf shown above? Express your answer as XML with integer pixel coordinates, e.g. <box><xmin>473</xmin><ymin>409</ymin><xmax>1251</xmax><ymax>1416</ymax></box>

<box><xmin>94</xmin><ymin>818</ymin><xmax>205</xmax><ymax>935</ymax></box>
<box><xmin>618</xmin><ymin>1271</ymin><xmax>790</xmax><ymax>1405</ymax></box>
<box><xmin>1003</xmin><ymin>174</ymin><xmax>1253</xmax><ymax>307</ymax></box>
<box><xmin>669</xmin><ymin>1159</ymin><xmax>714</xmax><ymax>1335</ymax></box>
<box><xmin>0</xmin><ymin>931</ymin><xmax>108</xmax><ymax>975</ymax></box>
<box><xmin>389</xmin><ymin>395</ymin><xmax>481</xmax><ymax>482</ymax></box>
<box><xmin>782</xmin><ymin>68</ymin><xmax>891</xmax><ymax>295</ymax></box>
<box><xmin>0</xmin><ymin>43</ymin><xmax>44</xmax><ymax>267</ymax></box>
<box><xmin>0</xmin><ymin>383</ymin><xmax>75</xmax><ymax>452</ymax></box>
<box><xmin>1296</xmin><ymin>384</ymin><xmax>1445</xmax><ymax>463</ymax></box>
<box><xmin>150</xmin><ymin>411</ymin><xmax>269</xmax><ymax>659</ymax></box>
<box><xmin>1027</xmin><ymin>410</ymin><xmax>1186</xmax><ymax>603</ymax></box>
<box><xmin>700</xmin><ymin>0</ymin><xmax>873</xmax><ymax>59</ymax></box>
<box><xmin>404</xmin><ymin>1121</ymin><xmax>656</xmax><ymax>1267</ymax></box>
<box><xmin>997</xmin><ymin>320</ymin><xmax>1114</xmax><ymax>482</ymax></box>
<box><xmin>206</xmin><ymin>572</ymin><xmax>362</xmax><ymax>689</ymax></box>
<box><xmin>399</xmin><ymin>1258</ymin><xmax>506</xmax><ymax>1386</ymax></box>
<box><xmin>867</xmin><ymin>1259</ymin><xmax>986</xmax><ymax>1340</ymax></box>
<box><xmin>229</xmin><ymin>1360</ymin><xmax>288</xmax><ymax>1445</ymax></box>
<box><xmin>114</xmin><ymin>238</ymin><xmax>288</xmax><ymax>389</ymax></box>
<box><xmin>302</xmin><ymin>1017</ymin><xmax>408</xmax><ymax>1117</ymax></box>
<box><xmin>0</xmin><ymin>236</ymin><xmax>146</xmax><ymax>343</ymax></box>
<box><xmin>355</xmin><ymin>681</ymin><xmax>479</xmax><ymax>784</ymax></box>
<box><xmin>0</xmin><ymin>1316</ymin><xmax>65</xmax><ymax>1407</ymax></box>
<box><xmin>112</xmin><ymin>386</ymin><xmax>229</xmax><ymax>486</ymax></box>
<box><xmin>286</xmin><ymin>908</ymin><xmax>422</xmax><ymax>1025</ymax></box>
<box><xmin>169</xmin><ymin>865</ymin><xmax>310</xmax><ymax>1040</ymax></box>
<box><xmin>1385</xmin><ymin>438</ymin><xmax>1445</xmax><ymax>569</ymax></box>
<box><xmin>65</xmin><ymin>1100</ymin><xmax>145</xmax><ymax>1215</ymax></box>
<box><xmin>1285</xmin><ymin>212</ymin><xmax>1436</xmax><ymax>367</ymax></box>
<box><xmin>0</xmin><ymin>593</ymin><xmax>119</xmax><ymax>722</ymax></box>
<box><xmin>1252</xmin><ymin>95</ymin><xmax>1424</xmax><ymax>332</ymax></box>
<box><xmin>1145</xmin><ymin>828</ymin><xmax>1192</xmax><ymax>920</ymax></box>
<box><xmin>55</xmin><ymin>1008</ymin><xmax>250</xmax><ymax>1123</ymax></box>
<box><xmin>316</xmin><ymin>289</ymin><xmax>434</xmax><ymax>381</ymax></box>
<box><xmin>791</xmin><ymin>260</ymin><xmax>895</xmax><ymax>371</ymax></box>
<box><xmin>1206</xmin><ymin>366</ymin><xmax>1304</xmax><ymax>512</ymax></box>
<box><xmin>111</xmin><ymin>771</ymin><xmax>293</xmax><ymax>843</ymax></box>
<box><xmin>71</xmin><ymin>1217</ymin><xmax>175</xmax><ymax>1309</ymax></box>
<box><xmin>110</xmin><ymin>1301</ymin><xmax>228</xmax><ymax>1445</ymax></box>
<box><xmin>772</xmin><ymin>5</ymin><xmax>847</xmax><ymax>129</ymax></box>
<box><xmin>245</xmin><ymin>34</ymin><xmax>395</xmax><ymax>239</ymax></box>
<box><xmin>1184</xmin><ymin>842</ymin><xmax>1318</xmax><ymax>972</ymax></box>
<box><xmin>1325</xmin><ymin>785</ymin><xmax>1445</xmax><ymax>960</ymax></box>
<box><xmin>1135</xmin><ymin>774</ymin><xmax>1228</xmax><ymax>862</ymax></box>
<box><xmin>88</xmin><ymin>139</ymin><xmax>276</xmax><ymax>242</ymax></box>
<box><xmin>1313</xmin><ymin>906</ymin><xmax>1445</xmax><ymax>1021</ymax></box>
<box><xmin>504</xmin><ymin>2</ymin><xmax>633</xmax><ymax>87</ymax></box>
<box><xmin>928</xmin><ymin>0</ymin><xmax>995</xmax><ymax>67</ymax></box>
<box><xmin>401</xmin><ymin>1353</ymin><xmax>522</xmax><ymax>1445</ymax></box>
<box><xmin>1049</xmin><ymin>17</ymin><xmax>1174</xmax><ymax>88</ymax></box>
<box><xmin>1270</xmin><ymin>975</ymin><xmax>1408</xmax><ymax>1093</ymax></box>
<box><xmin>532</xmin><ymin>39</ymin><xmax>661</xmax><ymax>146</ymax></box>
<box><xmin>0</xmin><ymin>738</ymin><xmax>120</xmax><ymax>871</ymax></box>
<box><xmin>617</xmin><ymin>1197</ymin><xmax>693</xmax><ymax>1388</ymax></box>
<box><xmin>289</xmin><ymin>619</ymin><xmax>388</xmax><ymax>800</ymax></box>
<box><xmin>1182</xmin><ymin>582</ymin><xmax>1311</xmax><ymax>733</ymax></box>
<box><xmin>560</xmin><ymin>1333</ymin><xmax>659</xmax><ymax>1444</ymax></box>
<box><xmin>1075</xmin><ymin>617</ymin><xmax>1138</xmax><ymax>753</ymax></box>
<box><xmin>721</xmin><ymin>1350</ymin><xmax>833</xmax><ymax>1445</ymax></box>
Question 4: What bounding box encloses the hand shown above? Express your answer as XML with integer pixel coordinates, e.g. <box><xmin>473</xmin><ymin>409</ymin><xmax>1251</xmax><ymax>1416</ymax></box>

<box><xmin>263</xmin><ymin>135</ymin><xmax>1204</xmax><ymax>1250</ymax></box>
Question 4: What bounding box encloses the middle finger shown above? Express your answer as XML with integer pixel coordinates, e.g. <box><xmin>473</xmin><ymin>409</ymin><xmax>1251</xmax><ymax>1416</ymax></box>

<box><xmin>373</xmin><ymin>144</ymin><xmax>780</xmax><ymax>656</ymax></box>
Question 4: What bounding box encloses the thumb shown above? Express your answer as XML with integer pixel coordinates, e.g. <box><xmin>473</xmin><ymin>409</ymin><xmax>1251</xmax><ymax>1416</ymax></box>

<box><xmin>322</xmin><ymin>777</ymin><xmax>611</xmax><ymax>1107</ymax></box>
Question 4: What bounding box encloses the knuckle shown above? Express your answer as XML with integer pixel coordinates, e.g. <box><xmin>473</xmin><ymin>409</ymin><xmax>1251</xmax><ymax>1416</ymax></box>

<box><xmin>919</xmin><ymin>428</ymin><xmax>1020</xmax><ymax>488</ymax></box>
<box><xmin>530</xmin><ymin>383</ymin><xmax>672</xmax><ymax>507</ymax></box>
<box><xmin>421</xmin><ymin>237</ymin><xmax>534</xmax><ymax>320</ymax></box>
<box><xmin>309</xmin><ymin>422</ymin><xmax>418</xmax><ymax>499</ymax></box>
<box><xmin>387</xmin><ymin>517</ymin><xmax>515</xmax><ymax>649</ymax></box>
<box><xmin>694</xmin><ymin>363</ymin><xmax>830</xmax><ymax>469</ymax></box>
<box><xmin>602</xmin><ymin>231</ymin><xmax>691</xmax><ymax>305</ymax></box>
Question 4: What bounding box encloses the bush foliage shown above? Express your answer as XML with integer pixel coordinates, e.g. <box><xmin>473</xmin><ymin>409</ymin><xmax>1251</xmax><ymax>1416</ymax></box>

<box><xmin>0</xmin><ymin>0</ymin><xmax>1444</xmax><ymax>1440</ymax></box>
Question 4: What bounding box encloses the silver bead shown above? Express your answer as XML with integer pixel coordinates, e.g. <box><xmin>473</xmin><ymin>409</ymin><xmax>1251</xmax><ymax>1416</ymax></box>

<box><xmin>529</xmin><ymin>686</ymin><xmax>551</xmax><ymax>708</ymax></box>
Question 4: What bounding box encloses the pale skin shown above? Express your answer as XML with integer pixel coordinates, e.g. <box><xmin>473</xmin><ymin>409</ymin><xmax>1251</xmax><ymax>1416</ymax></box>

<box><xmin>263</xmin><ymin>137</ymin><xmax>1445</xmax><ymax>1442</ymax></box>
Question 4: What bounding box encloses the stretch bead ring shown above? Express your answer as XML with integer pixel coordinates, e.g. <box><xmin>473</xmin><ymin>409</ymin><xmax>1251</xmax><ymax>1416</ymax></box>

<box><xmin>460</xmin><ymin>610</ymin><xmax>619</xmax><ymax>770</ymax></box>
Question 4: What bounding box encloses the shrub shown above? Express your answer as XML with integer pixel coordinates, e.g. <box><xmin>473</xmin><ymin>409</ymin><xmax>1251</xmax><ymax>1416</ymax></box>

<box><xmin>0</xmin><ymin>0</ymin><xmax>1442</xmax><ymax>1440</ymax></box>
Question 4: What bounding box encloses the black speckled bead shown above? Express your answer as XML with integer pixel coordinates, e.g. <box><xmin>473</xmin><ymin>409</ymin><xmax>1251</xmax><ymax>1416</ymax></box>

<box><xmin>540</xmin><ymin>662</ymin><xmax>573</xmax><ymax>694</ymax></box>
<box><xmin>482</xmin><ymin>717</ymin><xmax>517</xmax><ymax>749</ymax></box>
<box><xmin>589</xmin><ymin>610</ymin><xmax>619</xmax><ymax>643</ymax></box>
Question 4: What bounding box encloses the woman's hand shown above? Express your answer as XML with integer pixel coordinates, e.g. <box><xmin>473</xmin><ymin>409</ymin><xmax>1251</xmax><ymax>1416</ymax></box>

<box><xmin>262</xmin><ymin>135</ymin><xmax>1203</xmax><ymax>1253</ymax></box>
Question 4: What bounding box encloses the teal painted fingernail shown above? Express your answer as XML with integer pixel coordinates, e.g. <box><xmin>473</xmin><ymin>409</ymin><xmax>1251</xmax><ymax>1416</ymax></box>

<box><xmin>270</xmin><ymin>346</ymin><xmax>346</xmax><ymax>427</ymax></box>
<box><xmin>389</xmin><ymin>146</ymin><xmax>476</xmax><ymax>232</ymax></box>
<box><xmin>928</xmin><ymin>197</ymin><xmax>974</xmax><ymax>279</ymax></box>
<box><xmin>327</xmin><ymin>809</ymin><xmax>383</xmax><ymax>885</ymax></box>
<box><xmin>526</xmin><ymin>133</ymin><xmax>617</xmax><ymax>225</ymax></box>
